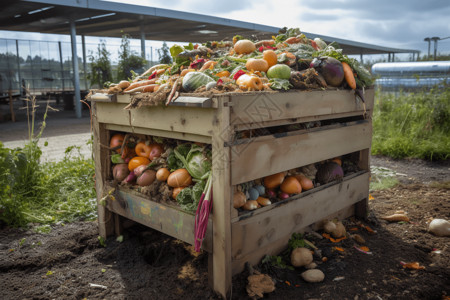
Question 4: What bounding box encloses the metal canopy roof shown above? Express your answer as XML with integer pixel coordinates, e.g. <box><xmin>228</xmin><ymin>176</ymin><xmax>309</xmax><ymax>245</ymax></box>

<box><xmin>2</xmin><ymin>0</ymin><xmax>419</xmax><ymax>56</ymax></box>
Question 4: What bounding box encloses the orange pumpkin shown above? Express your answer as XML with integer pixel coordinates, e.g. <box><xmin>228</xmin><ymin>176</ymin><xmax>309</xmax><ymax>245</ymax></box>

<box><xmin>135</xmin><ymin>141</ymin><xmax>152</xmax><ymax>158</ymax></box>
<box><xmin>110</xmin><ymin>133</ymin><xmax>125</xmax><ymax>153</ymax></box>
<box><xmin>293</xmin><ymin>174</ymin><xmax>314</xmax><ymax>191</ymax></box>
<box><xmin>156</xmin><ymin>167</ymin><xmax>170</xmax><ymax>181</ymax></box>
<box><xmin>234</xmin><ymin>39</ymin><xmax>256</xmax><ymax>54</ymax></box>
<box><xmin>263</xmin><ymin>50</ymin><xmax>278</xmax><ymax>67</ymax></box>
<box><xmin>280</xmin><ymin>176</ymin><xmax>302</xmax><ymax>194</ymax></box>
<box><xmin>246</xmin><ymin>58</ymin><xmax>269</xmax><ymax>73</ymax></box>
<box><xmin>128</xmin><ymin>156</ymin><xmax>150</xmax><ymax>172</ymax></box>
<box><xmin>264</xmin><ymin>172</ymin><xmax>285</xmax><ymax>189</ymax></box>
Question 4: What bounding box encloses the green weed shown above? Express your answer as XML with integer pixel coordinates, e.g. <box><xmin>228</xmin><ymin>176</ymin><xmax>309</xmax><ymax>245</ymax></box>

<box><xmin>371</xmin><ymin>86</ymin><xmax>450</xmax><ymax>160</ymax></box>
<box><xmin>0</xmin><ymin>95</ymin><xmax>96</xmax><ymax>228</ymax></box>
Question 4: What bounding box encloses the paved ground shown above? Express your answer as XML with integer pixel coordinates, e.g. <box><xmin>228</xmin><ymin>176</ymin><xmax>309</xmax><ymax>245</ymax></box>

<box><xmin>0</xmin><ymin>99</ymin><xmax>92</xmax><ymax>162</ymax></box>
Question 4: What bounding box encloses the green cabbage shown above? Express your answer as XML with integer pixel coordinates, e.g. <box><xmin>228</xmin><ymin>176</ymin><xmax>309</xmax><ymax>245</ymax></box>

<box><xmin>174</xmin><ymin>144</ymin><xmax>211</xmax><ymax>180</ymax></box>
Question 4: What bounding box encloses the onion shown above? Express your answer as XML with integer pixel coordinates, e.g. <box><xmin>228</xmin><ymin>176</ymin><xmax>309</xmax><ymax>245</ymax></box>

<box><xmin>113</xmin><ymin>164</ymin><xmax>130</xmax><ymax>182</ymax></box>
<box><xmin>167</xmin><ymin>169</ymin><xmax>192</xmax><ymax>188</ymax></box>
<box><xmin>266</xmin><ymin>189</ymin><xmax>276</xmax><ymax>198</ymax></box>
<box><xmin>133</xmin><ymin>164</ymin><xmax>149</xmax><ymax>177</ymax></box>
<box><xmin>310</xmin><ymin>57</ymin><xmax>344</xmax><ymax>87</ymax></box>
<box><xmin>137</xmin><ymin>170</ymin><xmax>156</xmax><ymax>186</ymax></box>
<box><xmin>123</xmin><ymin>170</ymin><xmax>136</xmax><ymax>184</ymax></box>
<box><xmin>316</xmin><ymin>162</ymin><xmax>344</xmax><ymax>185</ymax></box>
<box><xmin>279</xmin><ymin>192</ymin><xmax>290</xmax><ymax>200</ymax></box>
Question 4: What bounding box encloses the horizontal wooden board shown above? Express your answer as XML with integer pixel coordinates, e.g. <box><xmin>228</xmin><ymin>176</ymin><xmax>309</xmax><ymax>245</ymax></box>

<box><xmin>230</xmin><ymin>121</ymin><xmax>372</xmax><ymax>185</ymax></box>
<box><xmin>96</xmin><ymin>102</ymin><xmax>216</xmax><ymax>138</ymax></box>
<box><xmin>105</xmin><ymin>124</ymin><xmax>212</xmax><ymax>144</ymax></box>
<box><xmin>231</xmin><ymin>172</ymin><xmax>370</xmax><ymax>274</ymax></box>
<box><xmin>229</xmin><ymin>89</ymin><xmax>374</xmax><ymax>126</ymax></box>
<box><xmin>105</xmin><ymin>186</ymin><xmax>212</xmax><ymax>252</ymax></box>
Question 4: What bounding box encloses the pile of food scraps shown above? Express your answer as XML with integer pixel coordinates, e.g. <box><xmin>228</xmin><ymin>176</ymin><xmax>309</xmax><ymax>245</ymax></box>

<box><xmin>103</xmin><ymin>28</ymin><xmax>374</xmax><ymax>108</ymax></box>
<box><xmin>106</xmin><ymin>131</ymin><xmax>362</xmax><ymax>215</ymax></box>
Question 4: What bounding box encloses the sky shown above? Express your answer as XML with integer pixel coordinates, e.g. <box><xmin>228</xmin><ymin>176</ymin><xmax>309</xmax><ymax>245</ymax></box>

<box><xmin>106</xmin><ymin>0</ymin><xmax>450</xmax><ymax>57</ymax></box>
<box><xmin>1</xmin><ymin>0</ymin><xmax>449</xmax><ymax>62</ymax></box>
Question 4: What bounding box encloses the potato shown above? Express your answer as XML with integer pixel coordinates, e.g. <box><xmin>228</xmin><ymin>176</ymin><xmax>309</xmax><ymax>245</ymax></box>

<box><xmin>291</xmin><ymin>247</ymin><xmax>313</xmax><ymax>267</ymax></box>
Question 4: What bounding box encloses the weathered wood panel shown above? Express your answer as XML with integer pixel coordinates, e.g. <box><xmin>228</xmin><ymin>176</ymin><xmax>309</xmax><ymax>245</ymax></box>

<box><xmin>230</xmin><ymin>121</ymin><xmax>372</xmax><ymax>185</ymax></box>
<box><xmin>229</xmin><ymin>89</ymin><xmax>374</xmax><ymax>125</ymax></box>
<box><xmin>231</xmin><ymin>172</ymin><xmax>370</xmax><ymax>274</ymax></box>
<box><xmin>96</xmin><ymin>102</ymin><xmax>216</xmax><ymax>138</ymax></box>
<box><xmin>92</xmin><ymin>102</ymin><xmax>115</xmax><ymax>238</ymax></box>
<box><xmin>211</xmin><ymin>100</ymin><xmax>233</xmax><ymax>298</ymax></box>
<box><xmin>105</xmin><ymin>186</ymin><xmax>212</xmax><ymax>252</ymax></box>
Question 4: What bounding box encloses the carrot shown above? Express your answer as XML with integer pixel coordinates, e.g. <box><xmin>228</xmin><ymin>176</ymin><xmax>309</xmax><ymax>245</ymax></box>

<box><xmin>342</xmin><ymin>61</ymin><xmax>356</xmax><ymax>89</ymax></box>
<box><xmin>124</xmin><ymin>84</ymin><xmax>159</xmax><ymax>94</ymax></box>
<box><xmin>285</xmin><ymin>37</ymin><xmax>302</xmax><ymax>44</ymax></box>
<box><xmin>123</xmin><ymin>79</ymin><xmax>157</xmax><ymax>92</ymax></box>
<box><xmin>200</xmin><ymin>60</ymin><xmax>217</xmax><ymax>71</ymax></box>
<box><xmin>381</xmin><ymin>214</ymin><xmax>410</xmax><ymax>222</ymax></box>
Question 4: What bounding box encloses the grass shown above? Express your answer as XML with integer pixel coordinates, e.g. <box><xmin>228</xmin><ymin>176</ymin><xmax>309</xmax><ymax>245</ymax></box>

<box><xmin>0</xmin><ymin>96</ymin><xmax>96</xmax><ymax>228</ymax></box>
<box><xmin>371</xmin><ymin>85</ymin><xmax>450</xmax><ymax>161</ymax></box>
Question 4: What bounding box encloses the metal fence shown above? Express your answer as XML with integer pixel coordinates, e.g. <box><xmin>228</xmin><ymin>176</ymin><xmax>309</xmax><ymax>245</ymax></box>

<box><xmin>0</xmin><ymin>38</ymin><xmax>160</xmax><ymax>97</ymax></box>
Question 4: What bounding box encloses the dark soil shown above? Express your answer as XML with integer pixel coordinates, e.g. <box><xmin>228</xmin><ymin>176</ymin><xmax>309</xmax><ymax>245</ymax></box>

<box><xmin>1</xmin><ymin>156</ymin><xmax>449</xmax><ymax>300</ymax></box>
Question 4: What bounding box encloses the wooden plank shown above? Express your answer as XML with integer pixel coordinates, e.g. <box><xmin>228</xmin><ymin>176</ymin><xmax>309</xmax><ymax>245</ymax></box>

<box><xmin>231</xmin><ymin>172</ymin><xmax>370</xmax><ymax>274</ymax></box>
<box><xmin>105</xmin><ymin>123</ymin><xmax>212</xmax><ymax>144</ymax></box>
<box><xmin>211</xmin><ymin>97</ymin><xmax>233</xmax><ymax>298</ymax></box>
<box><xmin>171</xmin><ymin>96</ymin><xmax>212</xmax><ymax>108</ymax></box>
<box><xmin>230</xmin><ymin>121</ymin><xmax>372</xmax><ymax>185</ymax></box>
<box><xmin>96</xmin><ymin>102</ymin><xmax>216</xmax><ymax>137</ymax></box>
<box><xmin>230</xmin><ymin>89</ymin><xmax>374</xmax><ymax>125</ymax></box>
<box><xmin>105</xmin><ymin>187</ymin><xmax>212</xmax><ymax>252</ymax></box>
<box><xmin>92</xmin><ymin>103</ymin><xmax>115</xmax><ymax>238</ymax></box>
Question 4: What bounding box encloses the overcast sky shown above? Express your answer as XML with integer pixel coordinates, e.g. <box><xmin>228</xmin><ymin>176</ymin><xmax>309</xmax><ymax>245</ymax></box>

<box><xmin>108</xmin><ymin>0</ymin><xmax>450</xmax><ymax>56</ymax></box>
<box><xmin>1</xmin><ymin>0</ymin><xmax>449</xmax><ymax>61</ymax></box>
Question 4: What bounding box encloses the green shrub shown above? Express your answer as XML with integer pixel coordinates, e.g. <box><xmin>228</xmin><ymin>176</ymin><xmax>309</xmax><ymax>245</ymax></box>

<box><xmin>371</xmin><ymin>86</ymin><xmax>450</xmax><ymax>160</ymax></box>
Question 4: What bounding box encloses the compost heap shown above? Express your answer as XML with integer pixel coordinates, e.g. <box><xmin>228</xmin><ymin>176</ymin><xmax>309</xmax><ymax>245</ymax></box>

<box><xmin>102</xmin><ymin>27</ymin><xmax>374</xmax><ymax>108</ymax></box>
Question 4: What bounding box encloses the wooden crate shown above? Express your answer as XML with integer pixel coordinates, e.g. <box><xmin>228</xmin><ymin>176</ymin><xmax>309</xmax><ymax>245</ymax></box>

<box><xmin>90</xmin><ymin>88</ymin><xmax>374</xmax><ymax>298</ymax></box>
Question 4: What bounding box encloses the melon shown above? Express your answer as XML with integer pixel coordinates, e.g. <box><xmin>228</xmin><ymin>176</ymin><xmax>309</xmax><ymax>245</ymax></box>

<box><xmin>267</xmin><ymin>64</ymin><xmax>291</xmax><ymax>79</ymax></box>
<box><xmin>182</xmin><ymin>72</ymin><xmax>215</xmax><ymax>91</ymax></box>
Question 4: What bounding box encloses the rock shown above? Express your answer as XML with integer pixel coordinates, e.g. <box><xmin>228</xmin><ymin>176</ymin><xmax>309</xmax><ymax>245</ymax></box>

<box><xmin>301</xmin><ymin>269</ymin><xmax>325</xmax><ymax>283</ymax></box>
<box><xmin>305</xmin><ymin>262</ymin><xmax>318</xmax><ymax>269</ymax></box>
<box><xmin>428</xmin><ymin>219</ymin><xmax>450</xmax><ymax>236</ymax></box>
<box><xmin>351</xmin><ymin>234</ymin><xmax>366</xmax><ymax>244</ymax></box>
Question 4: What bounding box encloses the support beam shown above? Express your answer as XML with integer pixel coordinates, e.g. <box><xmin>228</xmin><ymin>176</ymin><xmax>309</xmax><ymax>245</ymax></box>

<box><xmin>15</xmin><ymin>40</ymin><xmax>23</xmax><ymax>97</ymax></box>
<box><xmin>70</xmin><ymin>19</ymin><xmax>82</xmax><ymax>118</ymax></box>
<box><xmin>140</xmin><ymin>25</ymin><xmax>146</xmax><ymax>60</ymax></box>
<box><xmin>58</xmin><ymin>41</ymin><xmax>65</xmax><ymax>92</ymax></box>
<box><xmin>360</xmin><ymin>53</ymin><xmax>363</xmax><ymax>64</ymax></box>
<box><xmin>82</xmin><ymin>35</ymin><xmax>88</xmax><ymax>90</ymax></box>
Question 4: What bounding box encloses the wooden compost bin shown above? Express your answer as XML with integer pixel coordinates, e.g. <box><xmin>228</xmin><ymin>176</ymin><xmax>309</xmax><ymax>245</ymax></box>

<box><xmin>90</xmin><ymin>88</ymin><xmax>374</xmax><ymax>298</ymax></box>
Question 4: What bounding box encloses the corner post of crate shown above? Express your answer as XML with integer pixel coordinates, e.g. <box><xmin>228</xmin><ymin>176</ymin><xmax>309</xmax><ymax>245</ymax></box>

<box><xmin>92</xmin><ymin>101</ymin><xmax>115</xmax><ymax>238</ymax></box>
<box><xmin>211</xmin><ymin>97</ymin><xmax>233</xmax><ymax>298</ymax></box>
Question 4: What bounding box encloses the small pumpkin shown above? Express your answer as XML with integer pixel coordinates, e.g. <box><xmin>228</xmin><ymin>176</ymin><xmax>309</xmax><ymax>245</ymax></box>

<box><xmin>236</xmin><ymin>74</ymin><xmax>264</xmax><ymax>91</ymax></box>
<box><xmin>280</xmin><ymin>176</ymin><xmax>302</xmax><ymax>194</ymax></box>
<box><xmin>246</xmin><ymin>58</ymin><xmax>269</xmax><ymax>73</ymax></box>
<box><xmin>234</xmin><ymin>39</ymin><xmax>256</xmax><ymax>54</ymax></box>
<box><xmin>263</xmin><ymin>172</ymin><xmax>285</xmax><ymax>189</ymax></box>
<box><xmin>263</xmin><ymin>50</ymin><xmax>278</xmax><ymax>67</ymax></box>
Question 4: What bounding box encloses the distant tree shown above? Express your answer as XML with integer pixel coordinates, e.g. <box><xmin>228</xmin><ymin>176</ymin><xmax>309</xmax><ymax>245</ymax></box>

<box><xmin>88</xmin><ymin>40</ymin><xmax>113</xmax><ymax>88</ymax></box>
<box><xmin>158</xmin><ymin>42</ymin><xmax>172</xmax><ymax>64</ymax></box>
<box><xmin>117</xmin><ymin>34</ymin><xmax>147</xmax><ymax>80</ymax></box>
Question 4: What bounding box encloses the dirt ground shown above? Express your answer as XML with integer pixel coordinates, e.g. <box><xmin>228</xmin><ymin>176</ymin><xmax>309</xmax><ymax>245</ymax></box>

<box><xmin>1</xmin><ymin>155</ymin><xmax>449</xmax><ymax>300</ymax></box>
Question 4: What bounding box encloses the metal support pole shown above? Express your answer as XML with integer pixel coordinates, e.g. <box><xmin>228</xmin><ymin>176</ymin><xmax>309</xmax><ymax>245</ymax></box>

<box><xmin>360</xmin><ymin>53</ymin><xmax>363</xmax><ymax>64</ymax></box>
<box><xmin>70</xmin><ymin>19</ymin><xmax>82</xmax><ymax>118</ymax></box>
<box><xmin>15</xmin><ymin>40</ymin><xmax>23</xmax><ymax>97</ymax></box>
<box><xmin>431</xmin><ymin>37</ymin><xmax>439</xmax><ymax>60</ymax></box>
<box><xmin>388</xmin><ymin>53</ymin><xmax>391</xmax><ymax>62</ymax></box>
<box><xmin>140</xmin><ymin>25</ymin><xmax>146</xmax><ymax>60</ymax></box>
<box><xmin>82</xmin><ymin>35</ymin><xmax>88</xmax><ymax>90</ymax></box>
<box><xmin>58</xmin><ymin>41</ymin><xmax>65</xmax><ymax>92</ymax></box>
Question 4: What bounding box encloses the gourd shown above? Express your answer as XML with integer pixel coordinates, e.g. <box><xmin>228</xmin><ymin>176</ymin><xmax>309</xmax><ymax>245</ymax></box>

<box><xmin>246</xmin><ymin>58</ymin><xmax>269</xmax><ymax>73</ymax></box>
<box><xmin>236</xmin><ymin>74</ymin><xmax>264</xmax><ymax>91</ymax></box>
<box><xmin>234</xmin><ymin>39</ymin><xmax>256</xmax><ymax>54</ymax></box>
<box><xmin>182</xmin><ymin>72</ymin><xmax>215</xmax><ymax>91</ymax></box>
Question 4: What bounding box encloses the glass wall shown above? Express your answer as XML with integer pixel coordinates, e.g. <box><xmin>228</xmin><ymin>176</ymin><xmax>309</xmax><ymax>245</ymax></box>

<box><xmin>0</xmin><ymin>37</ymin><xmax>161</xmax><ymax>96</ymax></box>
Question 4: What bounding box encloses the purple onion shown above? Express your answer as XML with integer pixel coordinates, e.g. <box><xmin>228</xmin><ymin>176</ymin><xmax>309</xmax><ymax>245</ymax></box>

<box><xmin>310</xmin><ymin>57</ymin><xmax>344</xmax><ymax>87</ymax></box>
<box><xmin>279</xmin><ymin>192</ymin><xmax>290</xmax><ymax>200</ymax></box>
<box><xmin>123</xmin><ymin>170</ymin><xmax>136</xmax><ymax>184</ymax></box>
<box><xmin>316</xmin><ymin>162</ymin><xmax>344</xmax><ymax>184</ymax></box>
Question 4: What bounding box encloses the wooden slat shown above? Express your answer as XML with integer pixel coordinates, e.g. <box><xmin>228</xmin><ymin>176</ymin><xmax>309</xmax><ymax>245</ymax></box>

<box><xmin>105</xmin><ymin>187</ymin><xmax>212</xmax><ymax>252</ymax></box>
<box><xmin>211</xmin><ymin>98</ymin><xmax>233</xmax><ymax>298</ymax></box>
<box><xmin>230</xmin><ymin>121</ymin><xmax>372</xmax><ymax>185</ymax></box>
<box><xmin>231</xmin><ymin>172</ymin><xmax>370</xmax><ymax>275</ymax></box>
<box><xmin>96</xmin><ymin>102</ymin><xmax>216</xmax><ymax>138</ymax></box>
<box><xmin>229</xmin><ymin>89</ymin><xmax>374</xmax><ymax>125</ymax></box>
<box><xmin>92</xmin><ymin>103</ymin><xmax>115</xmax><ymax>238</ymax></box>
<box><xmin>105</xmin><ymin>123</ymin><xmax>212</xmax><ymax>144</ymax></box>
